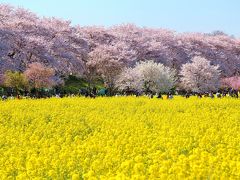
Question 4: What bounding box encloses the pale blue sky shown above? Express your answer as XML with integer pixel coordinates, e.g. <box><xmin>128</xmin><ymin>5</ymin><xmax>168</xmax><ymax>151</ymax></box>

<box><xmin>0</xmin><ymin>0</ymin><xmax>239</xmax><ymax>36</ymax></box>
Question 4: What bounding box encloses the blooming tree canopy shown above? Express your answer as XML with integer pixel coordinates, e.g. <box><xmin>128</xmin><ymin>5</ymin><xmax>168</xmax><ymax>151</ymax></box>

<box><xmin>135</xmin><ymin>61</ymin><xmax>176</xmax><ymax>93</ymax></box>
<box><xmin>117</xmin><ymin>61</ymin><xmax>176</xmax><ymax>93</ymax></box>
<box><xmin>180</xmin><ymin>56</ymin><xmax>221</xmax><ymax>93</ymax></box>
<box><xmin>116</xmin><ymin>67</ymin><xmax>143</xmax><ymax>92</ymax></box>
<box><xmin>24</xmin><ymin>62</ymin><xmax>55</xmax><ymax>89</ymax></box>
<box><xmin>221</xmin><ymin>76</ymin><xmax>240</xmax><ymax>90</ymax></box>
<box><xmin>1</xmin><ymin>4</ymin><xmax>240</xmax><ymax>92</ymax></box>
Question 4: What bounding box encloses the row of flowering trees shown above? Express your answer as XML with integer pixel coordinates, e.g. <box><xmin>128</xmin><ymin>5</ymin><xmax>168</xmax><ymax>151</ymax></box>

<box><xmin>1</xmin><ymin>4</ymin><xmax>240</xmax><ymax>79</ymax></box>
<box><xmin>84</xmin><ymin>55</ymin><xmax>239</xmax><ymax>95</ymax></box>
<box><xmin>1</xmin><ymin>63</ymin><xmax>55</xmax><ymax>95</ymax></box>
<box><xmin>115</xmin><ymin>56</ymin><xmax>239</xmax><ymax>94</ymax></box>
<box><xmin>0</xmin><ymin>4</ymin><xmax>239</xmax><ymax>95</ymax></box>
<box><xmin>0</xmin><ymin>56</ymin><xmax>239</xmax><ymax>96</ymax></box>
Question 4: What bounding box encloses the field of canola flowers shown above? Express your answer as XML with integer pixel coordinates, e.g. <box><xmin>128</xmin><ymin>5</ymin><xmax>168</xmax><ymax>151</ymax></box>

<box><xmin>0</xmin><ymin>96</ymin><xmax>240</xmax><ymax>179</ymax></box>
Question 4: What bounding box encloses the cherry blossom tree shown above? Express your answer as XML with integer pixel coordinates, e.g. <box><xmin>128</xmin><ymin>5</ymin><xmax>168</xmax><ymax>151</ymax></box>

<box><xmin>87</xmin><ymin>45</ymin><xmax>123</xmax><ymax>95</ymax></box>
<box><xmin>221</xmin><ymin>76</ymin><xmax>240</xmax><ymax>90</ymax></box>
<box><xmin>1</xmin><ymin>4</ymin><xmax>240</xmax><ymax>83</ymax></box>
<box><xmin>134</xmin><ymin>61</ymin><xmax>176</xmax><ymax>93</ymax></box>
<box><xmin>0</xmin><ymin>74</ymin><xmax>4</xmax><ymax>86</ymax></box>
<box><xmin>180</xmin><ymin>56</ymin><xmax>221</xmax><ymax>93</ymax></box>
<box><xmin>117</xmin><ymin>61</ymin><xmax>176</xmax><ymax>94</ymax></box>
<box><xmin>24</xmin><ymin>62</ymin><xmax>55</xmax><ymax>89</ymax></box>
<box><xmin>116</xmin><ymin>67</ymin><xmax>143</xmax><ymax>92</ymax></box>
<box><xmin>0</xmin><ymin>4</ymin><xmax>88</xmax><ymax>76</ymax></box>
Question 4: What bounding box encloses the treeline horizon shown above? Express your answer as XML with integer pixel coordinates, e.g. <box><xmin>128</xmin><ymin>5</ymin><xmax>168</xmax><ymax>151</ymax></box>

<box><xmin>0</xmin><ymin>4</ymin><xmax>240</xmax><ymax>96</ymax></box>
<box><xmin>0</xmin><ymin>58</ymin><xmax>239</xmax><ymax>98</ymax></box>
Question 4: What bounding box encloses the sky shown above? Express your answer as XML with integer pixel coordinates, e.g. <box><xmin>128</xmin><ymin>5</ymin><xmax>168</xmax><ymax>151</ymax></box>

<box><xmin>0</xmin><ymin>0</ymin><xmax>239</xmax><ymax>37</ymax></box>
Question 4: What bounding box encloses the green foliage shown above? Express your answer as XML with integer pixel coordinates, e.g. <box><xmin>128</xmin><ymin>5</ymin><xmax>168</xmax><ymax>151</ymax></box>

<box><xmin>1</xmin><ymin>73</ymin><xmax>105</xmax><ymax>95</ymax></box>
<box><xmin>61</xmin><ymin>75</ymin><xmax>104</xmax><ymax>94</ymax></box>
<box><xmin>3</xmin><ymin>71</ymin><xmax>29</xmax><ymax>93</ymax></box>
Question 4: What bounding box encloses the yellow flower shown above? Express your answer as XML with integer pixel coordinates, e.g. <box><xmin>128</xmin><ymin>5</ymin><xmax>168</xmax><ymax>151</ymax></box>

<box><xmin>0</xmin><ymin>97</ymin><xmax>239</xmax><ymax>178</ymax></box>
<box><xmin>72</xmin><ymin>173</ymin><xmax>80</xmax><ymax>180</ymax></box>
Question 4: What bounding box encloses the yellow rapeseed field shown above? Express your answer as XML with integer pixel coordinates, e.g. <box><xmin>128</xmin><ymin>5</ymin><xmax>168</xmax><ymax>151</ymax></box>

<box><xmin>0</xmin><ymin>96</ymin><xmax>240</xmax><ymax>179</ymax></box>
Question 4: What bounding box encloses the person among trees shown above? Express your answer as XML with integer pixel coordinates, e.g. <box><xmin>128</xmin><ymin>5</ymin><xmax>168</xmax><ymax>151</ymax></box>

<box><xmin>209</xmin><ymin>92</ymin><xmax>214</xmax><ymax>98</ymax></box>
<box><xmin>197</xmin><ymin>93</ymin><xmax>202</xmax><ymax>98</ymax></box>
<box><xmin>10</xmin><ymin>94</ymin><xmax>14</xmax><ymax>100</ymax></box>
<box><xmin>150</xmin><ymin>93</ymin><xmax>154</xmax><ymax>99</ymax></box>
<box><xmin>1</xmin><ymin>95</ymin><xmax>7</xmax><ymax>101</ymax></box>
<box><xmin>157</xmin><ymin>92</ymin><xmax>163</xmax><ymax>99</ymax></box>
<box><xmin>16</xmin><ymin>94</ymin><xmax>20</xmax><ymax>99</ymax></box>
<box><xmin>185</xmin><ymin>92</ymin><xmax>190</xmax><ymax>98</ymax></box>
<box><xmin>216</xmin><ymin>92</ymin><xmax>221</xmax><ymax>98</ymax></box>
<box><xmin>167</xmin><ymin>92</ymin><xmax>173</xmax><ymax>99</ymax></box>
<box><xmin>92</xmin><ymin>86</ymin><xmax>97</xmax><ymax>96</ymax></box>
